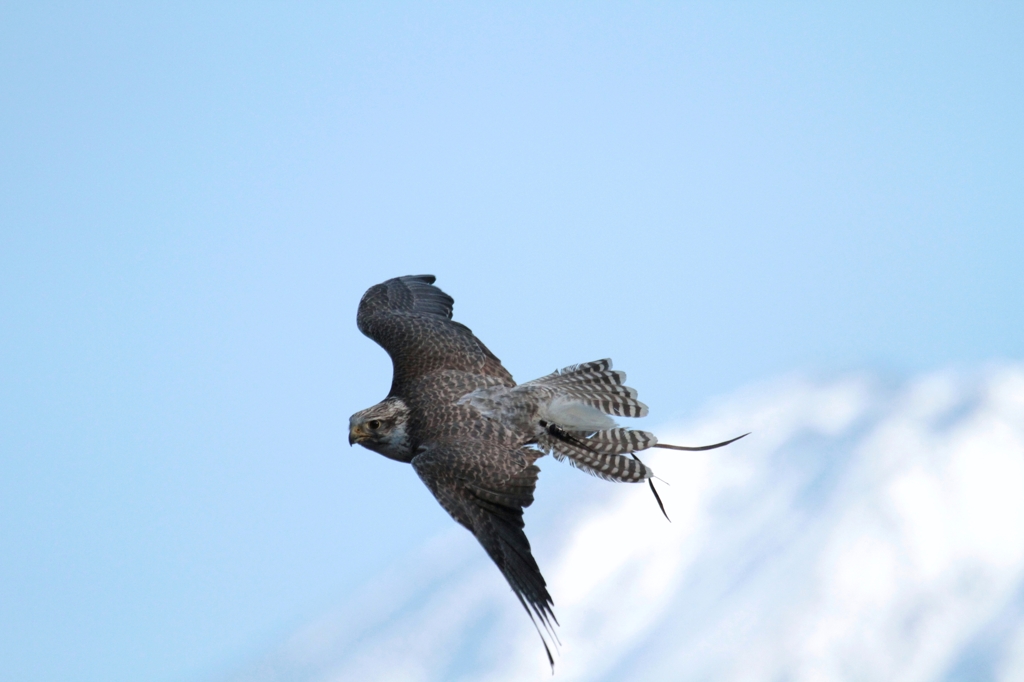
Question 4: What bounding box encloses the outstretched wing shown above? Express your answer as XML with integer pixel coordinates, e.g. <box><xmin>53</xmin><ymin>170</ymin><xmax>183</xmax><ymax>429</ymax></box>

<box><xmin>411</xmin><ymin>441</ymin><xmax>558</xmax><ymax>662</ymax></box>
<box><xmin>357</xmin><ymin>275</ymin><xmax>513</xmax><ymax>392</ymax></box>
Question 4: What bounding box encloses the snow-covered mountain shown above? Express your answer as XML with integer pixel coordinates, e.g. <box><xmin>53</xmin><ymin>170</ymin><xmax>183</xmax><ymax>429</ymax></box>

<box><xmin>228</xmin><ymin>367</ymin><xmax>1024</xmax><ymax>682</ymax></box>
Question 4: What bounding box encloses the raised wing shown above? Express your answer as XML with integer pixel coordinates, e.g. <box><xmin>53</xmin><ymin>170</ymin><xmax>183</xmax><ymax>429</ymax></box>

<box><xmin>411</xmin><ymin>441</ymin><xmax>558</xmax><ymax>665</ymax></box>
<box><xmin>356</xmin><ymin>275</ymin><xmax>513</xmax><ymax>392</ymax></box>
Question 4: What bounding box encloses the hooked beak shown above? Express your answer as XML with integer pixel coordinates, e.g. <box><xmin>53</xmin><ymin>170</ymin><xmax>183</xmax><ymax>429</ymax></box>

<box><xmin>349</xmin><ymin>424</ymin><xmax>366</xmax><ymax>446</ymax></box>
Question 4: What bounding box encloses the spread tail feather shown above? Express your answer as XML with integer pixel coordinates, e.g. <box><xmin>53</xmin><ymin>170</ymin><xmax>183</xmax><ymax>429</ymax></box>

<box><xmin>538</xmin><ymin>422</ymin><xmax>653</xmax><ymax>482</ymax></box>
<box><xmin>527</xmin><ymin>359</ymin><xmax>649</xmax><ymax>418</ymax></box>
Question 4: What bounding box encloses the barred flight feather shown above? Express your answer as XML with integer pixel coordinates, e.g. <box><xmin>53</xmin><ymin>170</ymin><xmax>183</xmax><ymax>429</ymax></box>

<box><xmin>527</xmin><ymin>359</ymin><xmax>650</xmax><ymax>418</ymax></box>
<box><xmin>574</xmin><ymin>428</ymin><xmax>658</xmax><ymax>454</ymax></box>
<box><xmin>539</xmin><ymin>432</ymin><xmax>653</xmax><ymax>482</ymax></box>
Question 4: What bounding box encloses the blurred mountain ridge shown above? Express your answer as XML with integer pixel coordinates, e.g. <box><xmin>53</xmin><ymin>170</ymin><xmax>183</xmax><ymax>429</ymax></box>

<box><xmin>227</xmin><ymin>366</ymin><xmax>1024</xmax><ymax>682</ymax></box>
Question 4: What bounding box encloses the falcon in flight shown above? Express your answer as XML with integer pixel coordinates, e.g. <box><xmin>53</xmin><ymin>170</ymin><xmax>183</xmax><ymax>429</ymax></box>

<box><xmin>348</xmin><ymin>275</ymin><xmax>745</xmax><ymax>666</ymax></box>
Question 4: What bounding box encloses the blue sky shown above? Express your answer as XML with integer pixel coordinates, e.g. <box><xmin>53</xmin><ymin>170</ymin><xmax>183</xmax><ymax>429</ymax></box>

<box><xmin>1</xmin><ymin>4</ymin><xmax>1021</xmax><ymax>682</ymax></box>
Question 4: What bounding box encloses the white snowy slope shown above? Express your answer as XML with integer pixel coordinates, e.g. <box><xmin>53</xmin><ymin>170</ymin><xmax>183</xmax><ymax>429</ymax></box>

<box><xmin>228</xmin><ymin>367</ymin><xmax>1024</xmax><ymax>682</ymax></box>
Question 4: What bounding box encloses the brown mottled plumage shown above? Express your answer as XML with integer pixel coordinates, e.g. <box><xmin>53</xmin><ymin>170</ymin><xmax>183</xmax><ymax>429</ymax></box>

<box><xmin>348</xmin><ymin>275</ymin><xmax>747</xmax><ymax>666</ymax></box>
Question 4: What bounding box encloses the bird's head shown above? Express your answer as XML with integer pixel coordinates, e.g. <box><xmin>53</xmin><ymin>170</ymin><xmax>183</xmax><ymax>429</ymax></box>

<box><xmin>348</xmin><ymin>397</ymin><xmax>413</xmax><ymax>462</ymax></box>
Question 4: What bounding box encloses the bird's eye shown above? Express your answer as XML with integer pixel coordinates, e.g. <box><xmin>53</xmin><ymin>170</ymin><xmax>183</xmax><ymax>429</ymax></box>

<box><xmin>367</xmin><ymin>419</ymin><xmax>381</xmax><ymax>430</ymax></box>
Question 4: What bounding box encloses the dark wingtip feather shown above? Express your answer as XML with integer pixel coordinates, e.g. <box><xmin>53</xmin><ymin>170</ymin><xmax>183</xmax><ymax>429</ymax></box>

<box><xmin>400</xmin><ymin>274</ymin><xmax>436</xmax><ymax>284</ymax></box>
<box><xmin>512</xmin><ymin>592</ymin><xmax>558</xmax><ymax>672</ymax></box>
<box><xmin>393</xmin><ymin>275</ymin><xmax>454</xmax><ymax>319</ymax></box>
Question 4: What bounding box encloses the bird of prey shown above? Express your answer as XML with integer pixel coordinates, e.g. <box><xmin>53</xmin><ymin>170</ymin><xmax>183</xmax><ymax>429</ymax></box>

<box><xmin>348</xmin><ymin>275</ymin><xmax>745</xmax><ymax>666</ymax></box>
